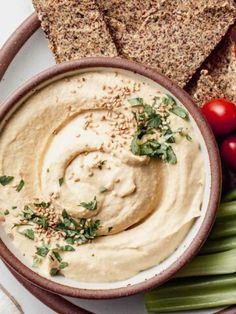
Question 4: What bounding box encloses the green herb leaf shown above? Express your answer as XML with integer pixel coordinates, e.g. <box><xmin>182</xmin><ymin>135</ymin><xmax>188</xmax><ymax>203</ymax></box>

<box><xmin>128</xmin><ymin>97</ymin><xmax>144</xmax><ymax>106</ymax></box>
<box><xmin>59</xmin><ymin>262</ymin><xmax>69</xmax><ymax>269</ymax></box>
<box><xmin>169</xmin><ymin>106</ymin><xmax>189</xmax><ymax>120</ymax></box>
<box><xmin>131</xmin><ymin>139</ymin><xmax>177</xmax><ymax>164</ymax></box>
<box><xmin>12</xmin><ymin>223</ymin><xmax>30</xmax><ymax>229</ymax></box>
<box><xmin>79</xmin><ymin>197</ymin><xmax>97</xmax><ymax>211</ymax></box>
<box><xmin>36</xmin><ymin>244</ymin><xmax>49</xmax><ymax>257</ymax></box>
<box><xmin>62</xmin><ymin>209</ymin><xmax>69</xmax><ymax>219</ymax></box>
<box><xmin>32</xmin><ymin>217</ymin><xmax>49</xmax><ymax>229</ymax></box>
<box><xmin>65</xmin><ymin>238</ymin><xmax>75</xmax><ymax>245</ymax></box>
<box><xmin>163</xmin><ymin>94</ymin><xmax>176</xmax><ymax>106</ymax></box>
<box><xmin>32</xmin><ymin>255</ymin><xmax>42</xmax><ymax>268</ymax></box>
<box><xmin>55</xmin><ymin>211</ymin><xmax>100</xmax><ymax>245</ymax></box>
<box><xmin>56</xmin><ymin>244</ymin><xmax>75</xmax><ymax>252</ymax></box>
<box><xmin>0</xmin><ymin>176</ymin><xmax>14</xmax><ymax>186</ymax></box>
<box><xmin>100</xmin><ymin>187</ymin><xmax>108</xmax><ymax>193</ymax></box>
<box><xmin>59</xmin><ymin>177</ymin><xmax>64</xmax><ymax>186</ymax></box>
<box><xmin>12</xmin><ymin>206</ymin><xmax>17</xmax><ymax>210</ymax></box>
<box><xmin>53</xmin><ymin>251</ymin><xmax>62</xmax><ymax>262</ymax></box>
<box><xmin>63</xmin><ymin>218</ymin><xmax>72</xmax><ymax>227</ymax></box>
<box><xmin>163</xmin><ymin>128</ymin><xmax>175</xmax><ymax>143</ymax></box>
<box><xmin>153</xmin><ymin>96</ymin><xmax>161</xmax><ymax>104</ymax></box>
<box><xmin>34</xmin><ymin>202</ymin><xmax>50</xmax><ymax>208</ymax></box>
<box><xmin>186</xmin><ymin>134</ymin><xmax>192</xmax><ymax>141</ymax></box>
<box><xmin>131</xmin><ymin>135</ymin><xmax>141</xmax><ymax>155</ymax></box>
<box><xmin>144</xmin><ymin>104</ymin><xmax>155</xmax><ymax>115</ymax></box>
<box><xmin>165</xmin><ymin>145</ymin><xmax>177</xmax><ymax>164</ymax></box>
<box><xmin>147</xmin><ymin>113</ymin><xmax>161</xmax><ymax>129</ymax></box>
<box><xmin>16</xmin><ymin>179</ymin><xmax>25</xmax><ymax>192</ymax></box>
<box><xmin>50</xmin><ymin>268</ymin><xmax>59</xmax><ymax>276</ymax></box>
<box><xmin>22</xmin><ymin>205</ymin><xmax>36</xmax><ymax>220</ymax></box>
<box><xmin>4</xmin><ymin>210</ymin><xmax>9</xmax><ymax>215</ymax></box>
<box><xmin>20</xmin><ymin>228</ymin><xmax>35</xmax><ymax>240</ymax></box>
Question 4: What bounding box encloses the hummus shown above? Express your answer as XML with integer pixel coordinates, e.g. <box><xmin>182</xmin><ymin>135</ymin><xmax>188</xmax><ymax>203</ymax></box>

<box><xmin>0</xmin><ymin>70</ymin><xmax>204</xmax><ymax>282</ymax></box>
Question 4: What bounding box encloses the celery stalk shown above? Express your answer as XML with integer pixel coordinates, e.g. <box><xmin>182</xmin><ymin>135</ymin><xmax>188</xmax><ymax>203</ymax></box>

<box><xmin>216</xmin><ymin>201</ymin><xmax>236</xmax><ymax>220</ymax></box>
<box><xmin>222</xmin><ymin>188</ymin><xmax>236</xmax><ymax>202</ymax></box>
<box><xmin>174</xmin><ymin>249</ymin><xmax>236</xmax><ymax>278</ymax></box>
<box><xmin>145</xmin><ymin>275</ymin><xmax>236</xmax><ymax>313</ymax></box>
<box><xmin>200</xmin><ymin>236</ymin><xmax>236</xmax><ymax>254</ymax></box>
<box><xmin>210</xmin><ymin>219</ymin><xmax>236</xmax><ymax>239</ymax></box>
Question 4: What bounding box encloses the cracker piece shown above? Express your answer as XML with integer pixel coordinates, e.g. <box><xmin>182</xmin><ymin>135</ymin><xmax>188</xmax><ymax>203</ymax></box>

<box><xmin>99</xmin><ymin>0</ymin><xmax>236</xmax><ymax>87</ymax></box>
<box><xmin>33</xmin><ymin>0</ymin><xmax>118</xmax><ymax>63</ymax></box>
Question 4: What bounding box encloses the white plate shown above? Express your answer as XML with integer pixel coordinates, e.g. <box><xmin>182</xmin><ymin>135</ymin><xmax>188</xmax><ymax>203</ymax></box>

<box><xmin>0</xmin><ymin>1</ymin><xmax>226</xmax><ymax>313</ymax></box>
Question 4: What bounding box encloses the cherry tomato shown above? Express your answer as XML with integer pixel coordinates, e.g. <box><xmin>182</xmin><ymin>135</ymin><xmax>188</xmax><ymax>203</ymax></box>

<box><xmin>221</xmin><ymin>135</ymin><xmax>236</xmax><ymax>171</ymax></box>
<box><xmin>202</xmin><ymin>99</ymin><xmax>236</xmax><ymax>136</ymax></box>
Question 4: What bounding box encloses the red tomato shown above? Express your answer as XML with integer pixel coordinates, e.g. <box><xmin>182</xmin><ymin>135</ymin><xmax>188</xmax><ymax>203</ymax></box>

<box><xmin>221</xmin><ymin>135</ymin><xmax>236</xmax><ymax>171</ymax></box>
<box><xmin>202</xmin><ymin>99</ymin><xmax>236</xmax><ymax>136</ymax></box>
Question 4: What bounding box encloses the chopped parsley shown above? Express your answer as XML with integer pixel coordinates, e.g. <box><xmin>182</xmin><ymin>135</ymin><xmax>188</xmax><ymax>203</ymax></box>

<box><xmin>53</xmin><ymin>251</ymin><xmax>62</xmax><ymax>262</ymax></box>
<box><xmin>130</xmin><ymin>94</ymin><xmax>191</xmax><ymax>164</ymax></box>
<box><xmin>163</xmin><ymin>94</ymin><xmax>176</xmax><ymax>106</ymax></box>
<box><xmin>162</xmin><ymin>128</ymin><xmax>175</xmax><ymax>143</ymax></box>
<box><xmin>79</xmin><ymin>196</ymin><xmax>97</xmax><ymax>211</ymax></box>
<box><xmin>162</xmin><ymin>94</ymin><xmax>188</xmax><ymax>120</ymax></box>
<box><xmin>15</xmin><ymin>205</ymin><xmax>49</xmax><ymax>231</ymax></box>
<box><xmin>50</xmin><ymin>262</ymin><xmax>69</xmax><ymax>276</ymax></box>
<box><xmin>14</xmin><ymin>203</ymin><xmax>100</xmax><ymax>274</ymax></box>
<box><xmin>186</xmin><ymin>134</ymin><xmax>192</xmax><ymax>141</ymax></box>
<box><xmin>32</xmin><ymin>255</ymin><xmax>43</xmax><ymax>268</ymax></box>
<box><xmin>131</xmin><ymin>138</ymin><xmax>177</xmax><ymax>164</ymax></box>
<box><xmin>0</xmin><ymin>176</ymin><xmax>14</xmax><ymax>186</ymax></box>
<box><xmin>36</xmin><ymin>243</ymin><xmax>49</xmax><ymax>257</ymax></box>
<box><xmin>34</xmin><ymin>201</ymin><xmax>50</xmax><ymax>208</ymax></box>
<box><xmin>4</xmin><ymin>210</ymin><xmax>9</xmax><ymax>216</ymax></box>
<box><xmin>100</xmin><ymin>187</ymin><xmax>108</xmax><ymax>193</ymax></box>
<box><xmin>128</xmin><ymin>97</ymin><xmax>144</xmax><ymax>106</ymax></box>
<box><xmin>59</xmin><ymin>261</ymin><xmax>68</xmax><ymax>269</ymax></box>
<box><xmin>56</xmin><ymin>244</ymin><xmax>75</xmax><ymax>252</ymax></box>
<box><xmin>32</xmin><ymin>216</ymin><xmax>49</xmax><ymax>229</ymax></box>
<box><xmin>59</xmin><ymin>177</ymin><xmax>64</xmax><ymax>186</ymax></box>
<box><xmin>16</xmin><ymin>179</ymin><xmax>25</xmax><ymax>192</ymax></box>
<box><xmin>50</xmin><ymin>268</ymin><xmax>59</xmax><ymax>276</ymax></box>
<box><xmin>56</xmin><ymin>210</ymin><xmax>100</xmax><ymax>245</ymax></box>
<box><xmin>169</xmin><ymin>106</ymin><xmax>189</xmax><ymax>120</ymax></box>
<box><xmin>132</xmin><ymin>105</ymin><xmax>161</xmax><ymax>140</ymax></box>
<box><xmin>20</xmin><ymin>228</ymin><xmax>35</xmax><ymax>240</ymax></box>
<box><xmin>22</xmin><ymin>205</ymin><xmax>36</xmax><ymax>220</ymax></box>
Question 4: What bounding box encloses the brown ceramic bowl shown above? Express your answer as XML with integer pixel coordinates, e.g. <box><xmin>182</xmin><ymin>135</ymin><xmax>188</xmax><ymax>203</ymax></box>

<box><xmin>0</xmin><ymin>57</ymin><xmax>221</xmax><ymax>299</ymax></box>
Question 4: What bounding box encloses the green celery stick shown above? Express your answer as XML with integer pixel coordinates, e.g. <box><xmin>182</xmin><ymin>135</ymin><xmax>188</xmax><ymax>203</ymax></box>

<box><xmin>145</xmin><ymin>274</ymin><xmax>236</xmax><ymax>313</ymax></box>
<box><xmin>174</xmin><ymin>249</ymin><xmax>236</xmax><ymax>278</ymax></box>
<box><xmin>210</xmin><ymin>219</ymin><xmax>236</xmax><ymax>239</ymax></box>
<box><xmin>200</xmin><ymin>236</ymin><xmax>236</xmax><ymax>254</ymax></box>
<box><xmin>222</xmin><ymin>188</ymin><xmax>236</xmax><ymax>202</ymax></box>
<box><xmin>216</xmin><ymin>201</ymin><xmax>236</xmax><ymax>220</ymax></box>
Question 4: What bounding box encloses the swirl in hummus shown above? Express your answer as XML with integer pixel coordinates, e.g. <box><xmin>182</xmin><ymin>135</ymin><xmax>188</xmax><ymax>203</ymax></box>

<box><xmin>0</xmin><ymin>70</ymin><xmax>204</xmax><ymax>282</ymax></box>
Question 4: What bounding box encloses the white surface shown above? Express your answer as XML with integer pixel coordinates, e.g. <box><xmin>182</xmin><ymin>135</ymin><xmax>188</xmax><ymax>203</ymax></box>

<box><xmin>0</xmin><ymin>1</ymin><xmax>224</xmax><ymax>313</ymax></box>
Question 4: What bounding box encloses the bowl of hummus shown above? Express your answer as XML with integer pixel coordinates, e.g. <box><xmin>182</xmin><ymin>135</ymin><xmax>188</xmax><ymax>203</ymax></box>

<box><xmin>0</xmin><ymin>58</ymin><xmax>221</xmax><ymax>298</ymax></box>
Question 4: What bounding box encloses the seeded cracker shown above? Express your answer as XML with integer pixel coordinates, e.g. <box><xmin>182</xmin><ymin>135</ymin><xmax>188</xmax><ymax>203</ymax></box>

<box><xmin>98</xmin><ymin>0</ymin><xmax>236</xmax><ymax>87</ymax></box>
<box><xmin>32</xmin><ymin>0</ymin><xmax>118</xmax><ymax>63</ymax></box>
<box><xmin>187</xmin><ymin>34</ymin><xmax>236</xmax><ymax>106</ymax></box>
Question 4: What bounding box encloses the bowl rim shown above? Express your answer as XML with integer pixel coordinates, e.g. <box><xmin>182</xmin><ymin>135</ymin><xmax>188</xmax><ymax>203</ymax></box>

<box><xmin>0</xmin><ymin>57</ymin><xmax>222</xmax><ymax>299</ymax></box>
